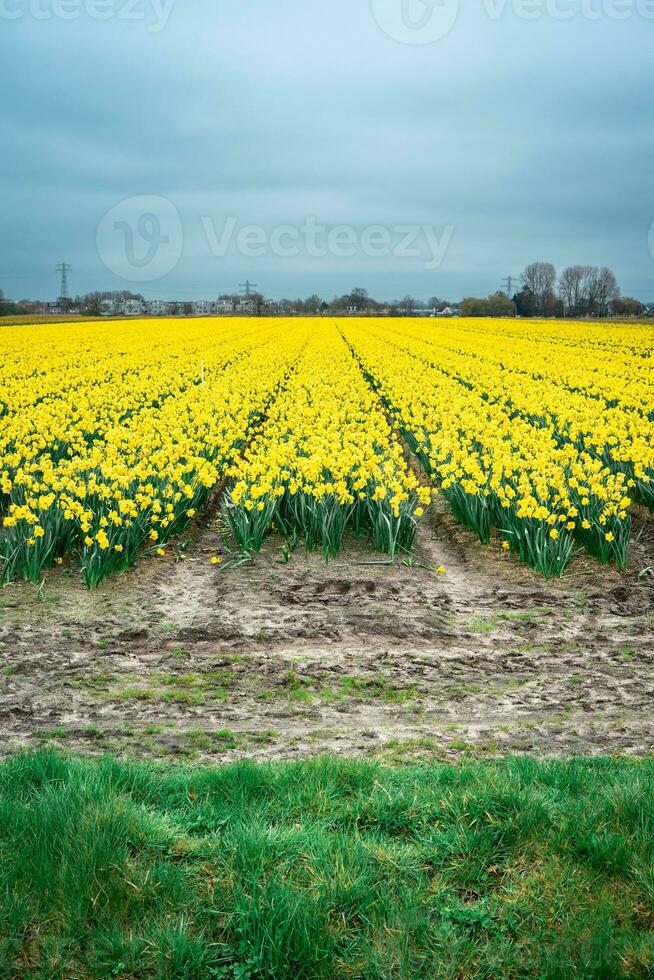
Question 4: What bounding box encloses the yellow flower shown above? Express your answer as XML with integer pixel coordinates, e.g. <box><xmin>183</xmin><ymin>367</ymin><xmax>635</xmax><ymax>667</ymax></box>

<box><xmin>210</xmin><ymin>556</ymin><xmax>221</xmax><ymax>565</ymax></box>
<box><xmin>156</xmin><ymin>548</ymin><xmax>166</xmax><ymax>556</ymax></box>
<box><xmin>502</xmin><ymin>540</ymin><xmax>510</xmax><ymax>551</ymax></box>
<box><xmin>96</xmin><ymin>530</ymin><xmax>110</xmax><ymax>550</ymax></box>
<box><xmin>436</xmin><ymin>566</ymin><xmax>447</xmax><ymax>575</ymax></box>
<box><xmin>0</xmin><ymin>314</ymin><xmax>647</xmax><ymax>586</ymax></box>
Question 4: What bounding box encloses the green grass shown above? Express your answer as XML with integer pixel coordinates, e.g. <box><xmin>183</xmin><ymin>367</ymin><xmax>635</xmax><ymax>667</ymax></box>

<box><xmin>0</xmin><ymin>752</ymin><xmax>654</xmax><ymax>978</ymax></box>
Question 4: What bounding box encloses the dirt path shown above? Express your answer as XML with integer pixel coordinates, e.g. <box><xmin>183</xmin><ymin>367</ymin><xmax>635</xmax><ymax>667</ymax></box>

<box><xmin>0</xmin><ymin>502</ymin><xmax>652</xmax><ymax>763</ymax></box>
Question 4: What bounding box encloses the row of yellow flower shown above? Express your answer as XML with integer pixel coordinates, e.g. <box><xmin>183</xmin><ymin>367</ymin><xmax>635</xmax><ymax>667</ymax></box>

<box><xmin>1</xmin><ymin>318</ymin><xmax>307</xmax><ymax>586</ymax></box>
<box><xmin>224</xmin><ymin>322</ymin><xmax>430</xmax><ymax>557</ymax></box>
<box><xmin>372</xmin><ymin>317</ymin><xmax>654</xmax><ymax>510</ymax></box>
<box><xmin>1</xmin><ymin>316</ymin><xmax>649</xmax><ymax>585</ymax></box>
<box><xmin>340</xmin><ymin>318</ymin><xmax>645</xmax><ymax>575</ymax></box>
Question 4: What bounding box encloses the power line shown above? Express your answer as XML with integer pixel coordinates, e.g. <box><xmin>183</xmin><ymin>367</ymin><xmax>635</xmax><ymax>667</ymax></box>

<box><xmin>238</xmin><ymin>280</ymin><xmax>258</xmax><ymax>298</ymax></box>
<box><xmin>56</xmin><ymin>262</ymin><xmax>72</xmax><ymax>300</ymax></box>
<box><xmin>500</xmin><ymin>275</ymin><xmax>519</xmax><ymax>298</ymax></box>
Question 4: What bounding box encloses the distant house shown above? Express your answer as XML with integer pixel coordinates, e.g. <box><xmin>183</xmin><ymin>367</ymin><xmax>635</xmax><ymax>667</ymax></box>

<box><xmin>436</xmin><ymin>306</ymin><xmax>456</xmax><ymax>317</ymax></box>
<box><xmin>120</xmin><ymin>299</ymin><xmax>145</xmax><ymax>316</ymax></box>
<box><xmin>192</xmin><ymin>300</ymin><xmax>215</xmax><ymax>315</ymax></box>
<box><xmin>215</xmin><ymin>298</ymin><xmax>234</xmax><ymax>313</ymax></box>
<box><xmin>147</xmin><ymin>300</ymin><xmax>169</xmax><ymax>316</ymax></box>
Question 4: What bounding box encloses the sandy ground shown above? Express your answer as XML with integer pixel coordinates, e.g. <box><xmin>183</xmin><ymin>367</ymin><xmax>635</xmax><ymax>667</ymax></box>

<box><xmin>1</xmin><ymin>501</ymin><xmax>652</xmax><ymax>764</ymax></box>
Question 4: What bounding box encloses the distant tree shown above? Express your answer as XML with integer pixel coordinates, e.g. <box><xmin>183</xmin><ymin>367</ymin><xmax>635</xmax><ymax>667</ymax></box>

<box><xmin>460</xmin><ymin>296</ymin><xmax>487</xmax><ymax>316</ymax></box>
<box><xmin>303</xmin><ymin>294</ymin><xmax>323</xmax><ymax>314</ymax></box>
<box><xmin>0</xmin><ymin>289</ymin><xmax>28</xmax><ymax>317</ymax></box>
<box><xmin>487</xmin><ymin>291</ymin><xmax>517</xmax><ymax>316</ymax></box>
<box><xmin>327</xmin><ymin>289</ymin><xmax>377</xmax><ymax>313</ymax></box>
<box><xmin>250</xmin><ymin>292</ymin><xmax>265</xmax><ymax>316</ymax></box>
<box><xmin>460</xmin><ymin>293</ymin><xmax>516</xmax><ymax>317</ymax></box>
<box><xmin>522</xmin><ymin>262</ymin><xmax>556</xmax><ymax>315</ymax></box>
<box><xmin>610</xmin><ymin>296</ymin><xmax>646</xmax><ymax>317</ymax></box>
<box><xmin>559</xmin><ymin>266</ymin><xmax>620</xmax><ymax>317</ymax></box>
<box><xmin>328</xmin><ymin>294</ymin><xmax>350</xmax><ymax>312</ymax></box>
<box><xmin>580</xmin><ymin>266</ymin><xmax>602</xmax><ymax>315</ymax></box>
<box><xmin>349</xmin><ymin>287</ymin><xmax>369</xmax><ymax>312</ymax></box>
<box><xmin>513</xmin><ymin>287</ymin><xmax>537</xmax><ymax>317</ymax></box>
<box><xmin>79</xmin><ymin>292</ymin><xmax>103</xmax><ymax>316</ymax></box>
<box><xmin>593</xmin><ymin>266</ymin><xmax>620</xmax><ymax>317</ymax></box>
<box><xmin>399</xmin><ymin>295</ymin><xmax>416</xmax><ymax>316</ymax></box>
<box><xmin>559</xmin><ymin>266</ymin><xmax>588</xmax><ymax>316</ymax></box>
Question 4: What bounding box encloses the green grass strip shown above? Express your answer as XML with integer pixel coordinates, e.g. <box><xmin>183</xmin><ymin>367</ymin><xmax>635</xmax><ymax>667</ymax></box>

<box><xmin>0</xmin><ymin>752</ymin><xmax>653</xmax><ymax>978</ymax></box>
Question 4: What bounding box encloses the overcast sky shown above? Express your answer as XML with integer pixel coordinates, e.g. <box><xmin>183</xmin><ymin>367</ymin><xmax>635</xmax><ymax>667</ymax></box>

<box><xmin>1</xmin><ymin>0</ymin><xmax>653</xmax><ymax>302</ymax></box>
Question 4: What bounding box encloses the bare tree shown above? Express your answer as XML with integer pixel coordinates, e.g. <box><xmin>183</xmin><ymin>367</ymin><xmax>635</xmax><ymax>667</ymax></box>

<box><xmin>558</xmin><ymin>265</ymin><xmax>621</xmax><ymax>317</ymax></box>
<box><xmin>580</xmin><ymin>266</ymin><xmax>600</xmax><ymax>315</ymax></box>
<box><xmin>559</xmin><ymin>266</ymin><xmax>587</xmax><ymax>316</ymax></box>
<box><xmin>399</xmin><ymin>295</ymin><xmax>416</xmax><ymax>316</ymax></box>
<box><xmin>594</xmin><ymin>267</ymin><xmax>620</xmax><ymax>317</ymax></box>
<box><xmin>522</xmin><ymin>262</ymin><xmax>556</xmax><ymax>315</ymax></box>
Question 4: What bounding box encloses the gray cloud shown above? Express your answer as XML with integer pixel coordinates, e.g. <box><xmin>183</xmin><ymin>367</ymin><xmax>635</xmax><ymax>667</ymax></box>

<box><xmin>1</xmin><ymin>0</ymin><xmax>652</xmax><ymax>301</ymax></box>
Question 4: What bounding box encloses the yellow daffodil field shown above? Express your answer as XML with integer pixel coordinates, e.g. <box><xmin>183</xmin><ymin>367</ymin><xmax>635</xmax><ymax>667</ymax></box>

<box><xmin>1</xmin><ymin>317</ymin><xmax>652</xmax><ymax>587</ymax></box>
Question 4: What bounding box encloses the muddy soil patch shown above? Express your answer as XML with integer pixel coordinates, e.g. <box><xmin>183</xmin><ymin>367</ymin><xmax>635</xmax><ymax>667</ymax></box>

<box><xmin>1</xmin><ymin>505</ymin><xmax>652</xmax><ymax>763</ymax></box>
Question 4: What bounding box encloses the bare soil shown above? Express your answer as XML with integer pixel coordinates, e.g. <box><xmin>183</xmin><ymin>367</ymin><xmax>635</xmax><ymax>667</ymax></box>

<box><xmin>1</xmin><ymin>501</ymin><xmax>652</xmax><ymax>764</ymax></box>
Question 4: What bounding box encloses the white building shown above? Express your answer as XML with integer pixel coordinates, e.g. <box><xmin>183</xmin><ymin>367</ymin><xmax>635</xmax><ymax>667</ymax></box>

<box><xmin>192</xmin><ymin>300</ymin><xmax>216</xmax><ymax>315</ymax></box>
<box><xmin>120</xmin><ymin>299</ymin><xmax>146</xmax><ymax>316</ymax></box>
<box><xmin>147</xmin><ymin>300</ymin><xmax>170</xmax><ymax>316</ymax></box>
